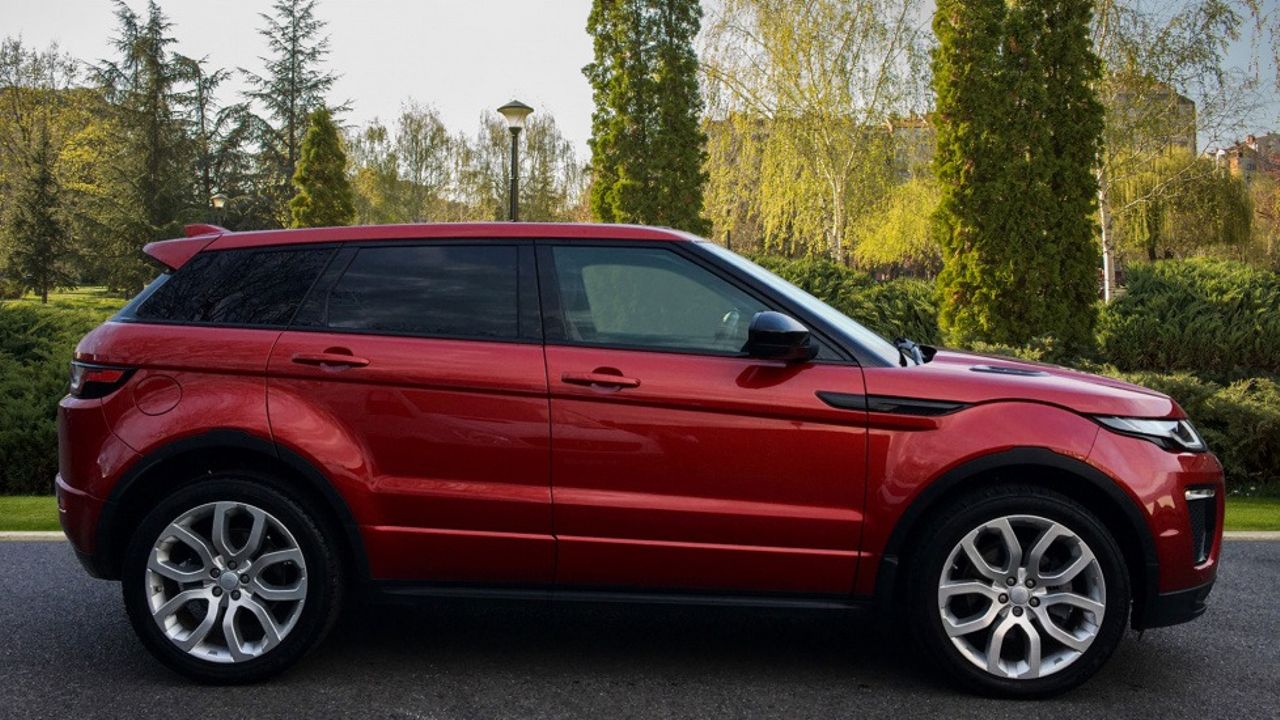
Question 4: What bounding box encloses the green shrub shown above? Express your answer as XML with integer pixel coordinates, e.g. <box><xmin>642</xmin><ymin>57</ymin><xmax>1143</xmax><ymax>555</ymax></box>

<box><xmin>1098</xmin><ymin>259</ymin><xmax>1280</xmax><ymax>375</ymax></box>
<box><xmin>0</xmin><ymin>294</ymin><xmax>122</xmax><ymax>494</ymax></box>
<box><xmin>751</xmin><ymin>256</ymin><xmax>941</xmax><ymax>344</ymax></box>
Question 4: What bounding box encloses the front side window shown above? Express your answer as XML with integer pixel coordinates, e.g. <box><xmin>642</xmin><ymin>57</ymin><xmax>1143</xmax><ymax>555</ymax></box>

<box><xmin>298</xmin><ymin>244</ymin><xmax>520</xmax><ymax>340</ymax></box>
<box><xmin>130</xmin><ymin>248</ymin><xmax>332</xmax><ymax>326</ymax></box>
<box><xmin>548</xmin><ymin>245</ymin><xmax>769</xmax><ymax>354</ymax></box>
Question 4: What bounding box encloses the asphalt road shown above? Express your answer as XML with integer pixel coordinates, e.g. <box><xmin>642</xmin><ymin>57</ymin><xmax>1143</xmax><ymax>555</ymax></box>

<box><xmin>1</xmin><ymin>541</ymin><xmax>1277</xmax><ymax>720</ymax></box>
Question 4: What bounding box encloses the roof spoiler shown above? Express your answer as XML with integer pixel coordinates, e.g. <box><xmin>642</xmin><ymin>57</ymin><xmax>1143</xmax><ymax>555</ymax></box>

<box><xmin>142</xmin><ymin>224</ymin><xmax>228</xmax><ymax>270</ymax></box>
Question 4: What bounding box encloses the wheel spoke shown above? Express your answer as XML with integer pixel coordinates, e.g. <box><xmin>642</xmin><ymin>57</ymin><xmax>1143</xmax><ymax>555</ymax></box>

<box><xmin>1026</xmin><ymin>523</ymin><xmax>1068</xmax><ymax>577</ymax></box>
<box><xmin>960</xmin><ymin>534</ymin><xmax>1003</xmax><ymax>581</ymax></box>
<box><xmin>252</xmin><ymin>548</ymin><xmax>304</xmax><ymax>574</ymax></box>
<box><xmin>165</xmin><ymin>523</ymin><xmax>215</xmax><ymax>569</ymax></box>
<box><xmin>1041</xmin><ymin>591</ymin><xmax>1106</xmax><ymax>617</ymax></box>
<box><xmin>939</xmin><ymin>580</ymin><xmax>1001</xmax><ymax>603</ymax></box>
<box><xmin>148</xmin><ymin>551</ymin><xmax>206</xmax><ymax>584</ymax></box>
<box><xmin>943</xmin><ymin>603</ymin><xmax>1002</xmax><ymax>637</ymax></box>
<box><xmin>175</xmin><ymin>598</ymin><xmax>222</xmax><ymax>652</ymax></box>
<box><xmin>251</xmin><ymin>576</ymin><xmax>308</xmax><ymax>602</ymax></box>
<box><xmin>152</xmin><ymin>587</ymin><xmax>208</xmax><ymax>621</ymax></box>
<box><xmin>985</xmin><ymin>615</ymin><xmax>1016</xmax><ymax>676</ymax></box>
<box><xmin>211</xmin><ymin>502</ymin><xmax>235</xmax><ymax>559</ymax></box>
<box><xmin>988</xmin><ymin>517</ymin><xmax>1023</xmax><ymax>574</ymax></box>
<box><xmin>1022</xmin><ymin>620</ymin><xmax>1043</xmax><ymax>678</ymax></box>
<box><xmin>221</xmin><ymin>603</ymin><xmax>254</xmax><ymax>662</ymax></box>
<box><xmin>1032</xmin><ymin>607</ymin><xmax>1093</xmax><ymax>651</ymax></box>
<box><xmin>1038</xmin><ymin>547</ymin><xmax>1095</xmax><ymax>586</ymax></box>
<box><xmin>238</xmin><ymin>596</ymin><xmax>283</xmax><ymax>648</ymax></box>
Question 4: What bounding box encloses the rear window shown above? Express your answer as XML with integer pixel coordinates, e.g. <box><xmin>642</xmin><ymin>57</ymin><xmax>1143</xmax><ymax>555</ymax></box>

<box><xmin>293</xmin><ymin>244</ymin><xmax>520</xmax><ymax>340</ymax></box>
<box><xmin>127</xmin><ymin>248</ymin><xmax>332</xmax><ymax>327</ymax></box>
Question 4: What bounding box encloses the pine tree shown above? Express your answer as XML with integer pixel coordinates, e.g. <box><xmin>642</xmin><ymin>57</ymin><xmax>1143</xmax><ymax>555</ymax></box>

<box><xmin>932</xmin><ymin>0</ymin><xmax>1103</xmax><ymax>349</ymax></box>
<box><xmin>585</xmin><ymin>0</ymin><xmax>709</xmax><ymax>234</ymax></box>
<box><xmin>3</xmin><ymin>129</ymin><xmax>73</xmax><ymax>303</ymax></box>
<box><xmin>246</xmin><ymin>0</ymin><xmax>338</xmax><ymax>226</ymax></box>
<box><xmin>289</xmin><ymin>107</ymin><xmax>353</xmax><ymax>228</ymax></box>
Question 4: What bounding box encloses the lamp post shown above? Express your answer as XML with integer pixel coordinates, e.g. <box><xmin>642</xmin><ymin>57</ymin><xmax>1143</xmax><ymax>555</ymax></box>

<box><xmin>210</xmin><ymin>192</ymin><xmax>228</xmax><ymax>226</ymax></box>
<box><xmin>496</xmin><ymin>100</ymin><xmax>533</xmax><ymax>221</ymax></box>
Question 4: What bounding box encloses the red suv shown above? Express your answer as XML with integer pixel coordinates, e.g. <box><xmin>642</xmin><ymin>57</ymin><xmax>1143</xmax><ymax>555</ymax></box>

<box><xmin>57</xmin><ymin>223</ymin><xmax>1222</xmax><ymax>695</ymax></box>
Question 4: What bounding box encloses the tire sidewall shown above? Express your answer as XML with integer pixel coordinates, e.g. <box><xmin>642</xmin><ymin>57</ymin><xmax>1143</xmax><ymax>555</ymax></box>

<box><xmin>908</xmin><ymin>487</ymin><xmax>1131</xmax><ymax>698</ymax></box>
<box><xmin>122</xmin><ymin>475</ymin><xmax>341</xmax><ymax>684</ymax></box>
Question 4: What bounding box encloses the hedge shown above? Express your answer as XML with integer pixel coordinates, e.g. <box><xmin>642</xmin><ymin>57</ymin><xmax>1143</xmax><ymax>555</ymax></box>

<box><xmin>1097</xmin><ymin>259</ymin><xmax>1280</xmax><ymax>375</ymax></box>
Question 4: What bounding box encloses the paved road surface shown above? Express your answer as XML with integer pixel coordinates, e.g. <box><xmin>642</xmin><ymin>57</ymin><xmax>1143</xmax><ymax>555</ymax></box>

<box><xmin>1</xmin><ymin>541</ymin><xmax>1277</xmax><ymax>720</ymax></box>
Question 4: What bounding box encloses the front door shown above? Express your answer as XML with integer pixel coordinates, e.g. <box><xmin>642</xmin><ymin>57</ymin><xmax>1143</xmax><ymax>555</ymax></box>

<box><xmin>540</xmin><ymin>243</ymin><xmax>869</xmax><ymax>595</ymax></box>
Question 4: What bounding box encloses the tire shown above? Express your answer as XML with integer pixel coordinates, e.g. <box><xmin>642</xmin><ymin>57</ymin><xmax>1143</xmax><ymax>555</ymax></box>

<box><xmin>905</xmin><ymin>484</ymin><xmax>1130</xmax><ymax>698</ymax></box>
<box><xmin>122</xmin><ymin>474</ymin><xmax>343</xmax><ymax>683</ymax></box>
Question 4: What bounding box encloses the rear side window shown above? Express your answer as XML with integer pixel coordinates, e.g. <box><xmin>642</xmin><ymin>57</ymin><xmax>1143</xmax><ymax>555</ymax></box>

<box><xmin>129</xmin><ymin>248</ymin><xmax>332</xmax><ymax>327</ymax></box>
<box><xmin>295</xmin><ymin>245</ymin><xmax>520</xmax><ymax>340</ymax></box>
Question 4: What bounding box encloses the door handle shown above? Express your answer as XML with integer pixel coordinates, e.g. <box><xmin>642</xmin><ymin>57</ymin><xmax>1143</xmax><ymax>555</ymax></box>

<box><xmin>562</xmin><ymin>371</ymin><xmax>641</xmax><ymax>389</ymax></box>
<box><xmin>291</xmin><ymin>351</ymin><xmax>370</xmax><ymax>368</ymax></box>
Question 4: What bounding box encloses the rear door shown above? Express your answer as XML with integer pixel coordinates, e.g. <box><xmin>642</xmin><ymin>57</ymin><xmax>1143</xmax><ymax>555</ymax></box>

<box><xmin>266</xmin><ymin>241</ymin><xmax>554</xmax><ymax>584</ymax></box>
<box><xmin>540</xmin><ymin>242</ymin><xmax>869</xmax><ymax>595</ymax></box>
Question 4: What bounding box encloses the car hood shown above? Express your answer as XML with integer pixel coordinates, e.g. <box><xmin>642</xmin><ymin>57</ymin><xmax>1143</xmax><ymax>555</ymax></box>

<box><xmin>864</xmin><ymin>350</ymin><xmax>1179</xmax><ymax>418</ymax></box>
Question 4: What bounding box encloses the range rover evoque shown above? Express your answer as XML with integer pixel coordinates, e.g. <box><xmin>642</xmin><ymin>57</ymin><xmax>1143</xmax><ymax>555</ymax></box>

<box><xmin>57</xmin><ymin>222</ymin><xmax>1223</xmax><ymax>696</ymax></box>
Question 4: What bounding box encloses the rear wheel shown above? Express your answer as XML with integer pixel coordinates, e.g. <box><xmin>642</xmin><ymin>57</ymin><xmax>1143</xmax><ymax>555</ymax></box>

<box><xmin>906</xmin><ymin>485</ymin><xmax>1130</xmax><ymax>697</ymax></box>
<box><xmin>122</xmin><ymin>476</ymin><xmax>342</xmax><ymax>683</ymax></box>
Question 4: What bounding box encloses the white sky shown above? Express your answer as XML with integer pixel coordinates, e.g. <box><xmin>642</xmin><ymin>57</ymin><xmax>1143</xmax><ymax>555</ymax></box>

<box><xmin>4</xmin><ymin>0</ymin><xmax>1278</xmax><ymax>155</ymax></box>
<box><xmin>5</xmin><ymin>0</ymin><xmax>597</xmax><ymax>154</ymax></box>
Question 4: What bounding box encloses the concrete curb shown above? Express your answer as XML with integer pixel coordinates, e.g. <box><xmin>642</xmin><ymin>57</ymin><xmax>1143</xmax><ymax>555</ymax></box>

<box><xmin>0</xmin><ymin>531</ymin><xmax>66</xmax><ymax>542</ymax></box>
<box><xmin>1224</xmin><ymin>531</ymin><xmax>1280</xmax><ymax>541</ymax></box>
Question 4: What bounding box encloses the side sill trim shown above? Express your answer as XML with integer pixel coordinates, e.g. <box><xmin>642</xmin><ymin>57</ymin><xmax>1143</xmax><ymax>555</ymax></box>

<box><xmin>371</xmin><ymin>582</ymin><xmax>871</xmax><ymax>611</ymax></box>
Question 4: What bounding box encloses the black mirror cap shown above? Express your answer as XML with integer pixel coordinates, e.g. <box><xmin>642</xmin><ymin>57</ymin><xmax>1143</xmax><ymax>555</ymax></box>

<box><xmin>746</xmin><ymin>311</ymin><xmax>818</xmax><ymax>363</ymax></box>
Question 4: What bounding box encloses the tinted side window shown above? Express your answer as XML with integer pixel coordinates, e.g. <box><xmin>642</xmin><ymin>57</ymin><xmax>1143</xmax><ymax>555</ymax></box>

<box><xmin>548</xmin><ymin>246</ymin><xmax>769</xmax><ymax>354</ymax></box>
<box><xmin>300</xmin><ymin>245</ymin><xmax>520</xmax><ymax>340</ymax></box>
<box><xmin>131</xmin><ymin>248</ymin><xmax>331</xmax><ymax>326</ymax></box>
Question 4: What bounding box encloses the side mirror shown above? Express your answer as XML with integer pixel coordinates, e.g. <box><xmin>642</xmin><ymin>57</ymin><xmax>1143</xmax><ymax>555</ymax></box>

<box><xmin>745</xmin><ymin>311</ymin><xmax>818</xmax><ymax>363</ymax></box>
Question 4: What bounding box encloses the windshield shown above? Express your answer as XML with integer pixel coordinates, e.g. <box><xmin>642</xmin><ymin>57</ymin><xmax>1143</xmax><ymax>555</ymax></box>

<box><xmin>699</xmin><ymin>243</ymin><xmax>902</xmax><ymax>366</ymax></box>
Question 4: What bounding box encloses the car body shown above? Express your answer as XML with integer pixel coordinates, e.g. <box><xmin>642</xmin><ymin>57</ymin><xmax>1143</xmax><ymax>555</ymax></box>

<box><xmin>57</xmin><ymin>222</ymin><xmax>1223</xmax><ymax>694</ymax></box>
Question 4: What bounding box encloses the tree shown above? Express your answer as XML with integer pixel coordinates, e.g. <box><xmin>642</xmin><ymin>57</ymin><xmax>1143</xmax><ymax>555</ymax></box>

<box><xmin>457</xmin><ymin>111</ymin><xmax>586</xmax><ymax>222</ymax></box>
<box><xmin>179</xmin><ymin>56</ymin><xmax>261</xmax><ymax>228</ymax></box>
<box><xmin>290</xmin><ymin>107</ymin><xmax>353</xmax><ymax>228</ymax></box>
<box><xmin>1092</xmin><ymin>0</ymin><xmax>1258</xmax><ymax>299</ymax></box>
<box><xmin>3</xmin><ymin>129</ymin><xmax>73</xmax><ymax>302</ymax></box>
<box><xmin>585</xmin><ymin>0</ymin><xmax>709</xmax><ymax>233</ymax></box>
<box><xmin>245</xmin><ymin>0</ymin><xmax>339</xmax><ymax>225</ymax></box>
<box><xmin>95</xmin><ymin>0</ymin><xmax>197</xmax><ymax>292</ymax></box>
<box><xmin>702</xmin><ymin>0</ymin><xmax>930</xmax><ymax>260</ymax></box>
<box><xmin>852</xmin><ymin>177</ymin><xmax>941</xmax><ymax>275</ymax></box>
<box><xmin>348</xmin><ymin>102</ymin><xmax>454</xmax><ymax>224</ymax></box>
<box><xmin>1114</xmin><ymin>151</ymin><xmax>1252</xmax><ymax>260</ymax></box>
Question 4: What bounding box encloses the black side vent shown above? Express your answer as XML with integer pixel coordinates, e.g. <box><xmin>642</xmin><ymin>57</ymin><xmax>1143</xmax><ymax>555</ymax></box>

<box><xmin>1187</xmin><ymin>493</ymin><xmax>1216</xmax><ymax>565</ymax></box>
<box><xmin>971</xmin><ymin>364</ymin><xmax>1049</xmax><ymax>377</ymax></box>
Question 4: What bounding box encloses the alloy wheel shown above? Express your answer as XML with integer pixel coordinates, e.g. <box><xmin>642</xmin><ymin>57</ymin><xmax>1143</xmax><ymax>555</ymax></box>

<box><xmin>937</xmin><ymin>514</ymin><xmax>1106</xmax><ymax>680</ymax></box>
<box><xmin>144</xmin><ymin>501</ymin><xmax>308</xmax><ymax>663</ymax></box>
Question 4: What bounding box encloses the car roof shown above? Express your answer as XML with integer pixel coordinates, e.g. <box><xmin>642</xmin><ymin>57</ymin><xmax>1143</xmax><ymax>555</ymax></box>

<box><xmin>206</xmin><ymin>222</ymin><xmax>701</xmax><ymax>252</ymax></box>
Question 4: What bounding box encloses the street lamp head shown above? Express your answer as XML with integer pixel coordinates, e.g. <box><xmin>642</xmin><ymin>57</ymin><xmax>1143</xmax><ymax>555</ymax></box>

<box><xmin>497</xmin><ymin>100</ymin><xmax>534</xmax><ymax>131</ymax></box>
<box><xmin>210</xmin><ymin>193</ymin><xmax>228</xmax><ymax>210</ymax></box>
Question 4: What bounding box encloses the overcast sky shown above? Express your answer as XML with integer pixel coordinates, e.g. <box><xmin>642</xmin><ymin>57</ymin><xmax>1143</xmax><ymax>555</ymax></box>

<box><xmin>5</xmin><ymin>0</ymin><xmax>1279</xmax><ymax>155</ymax></box>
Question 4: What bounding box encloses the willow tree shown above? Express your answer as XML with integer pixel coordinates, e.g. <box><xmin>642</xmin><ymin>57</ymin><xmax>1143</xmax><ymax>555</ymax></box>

<box><xmin>702</xmin><ymin>0</ymin><xmax>929</xmax><ymax>261</ymax></box>
<box><xmin>1092</xmin><ymin>0</ymin><xmax>1258</xmax><ymax>299</ymax></box>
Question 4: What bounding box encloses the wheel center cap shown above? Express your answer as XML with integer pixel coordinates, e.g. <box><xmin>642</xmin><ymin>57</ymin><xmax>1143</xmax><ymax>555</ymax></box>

<box><xmin>1010</xmin><ymin>586</ymin><xmax>1030</xmax><ymax>605</ymax></box>
<box><xmin>218</xmin><ymin>572</ymin><xmax>239</xmax><ymax>592</ymax></box>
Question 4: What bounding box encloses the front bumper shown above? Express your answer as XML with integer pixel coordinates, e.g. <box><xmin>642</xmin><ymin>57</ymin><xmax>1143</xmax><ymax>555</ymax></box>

<box><xmin>1143</xmin><ymin>580</ymin><xmax>1215</xmax><ymax>628</ymax></box>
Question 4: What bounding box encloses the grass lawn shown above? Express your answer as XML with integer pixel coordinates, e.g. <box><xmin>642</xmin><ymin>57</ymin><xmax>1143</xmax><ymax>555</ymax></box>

<box><xmin>0</xmin><ymin>496</ymin><xmax>60</xmax><ymax>531</ymax></box>
<box><xmin>2</xmin><ymin>494</ymin><xmax>1279</xmax><ymax>533</ymax></box>
<box><xmin>6</xmin><ymin>286</ymin><xmax>126</xmax><ymax>314</ymax></box>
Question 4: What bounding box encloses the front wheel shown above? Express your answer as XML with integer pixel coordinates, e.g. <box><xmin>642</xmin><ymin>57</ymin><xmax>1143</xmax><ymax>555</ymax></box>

<box><xmin>122</xmin><ymin>476</ymin><xmax>343</xmax><ymax>683</ymax></box>
<box><xmin>906</xmin><ymin>485</ymin><xmax>1131</xmax><ymax>697</ymax></box>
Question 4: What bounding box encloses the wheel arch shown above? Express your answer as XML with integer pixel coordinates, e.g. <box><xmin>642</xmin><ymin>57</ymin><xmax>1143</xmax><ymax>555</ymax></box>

<box><xmin>95</xmin><ymin>429</ymin><xmax>368</xmax><ymax>584</ymax></box>
<box><xmin>873</xmin><ymin>447</ymin><xmax>1161</xmax><ymax>630</ymax></box>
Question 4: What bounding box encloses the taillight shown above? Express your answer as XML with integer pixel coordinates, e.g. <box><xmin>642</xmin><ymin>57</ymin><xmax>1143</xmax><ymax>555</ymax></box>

<box><xmin>68</xmin><ymin>361</ymin><xmax>134</xmax><ymax>399</ymax></box>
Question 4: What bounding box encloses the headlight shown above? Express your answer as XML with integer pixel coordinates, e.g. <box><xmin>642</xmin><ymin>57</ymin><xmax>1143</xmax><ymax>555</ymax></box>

<box><xmin>1094</xmin><ymin>416</ymin><xmax>1207</xmax><ymax>453</ymax></box>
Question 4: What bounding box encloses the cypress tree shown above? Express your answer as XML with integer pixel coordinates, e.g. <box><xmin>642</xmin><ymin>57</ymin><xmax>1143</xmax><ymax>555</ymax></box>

<box><xmin>3</xmin><ymin>130</ymin><xmax>73</xmax><ymax>303</ymax></box>
<box><xmin>933</xmin><ymin>0</ymin><xmax>1104</xmax><ymax>349</ymax></box>
<box><xmin>289</xmin><ymin>108</ymin><xmax>354</xmax><ymax>228</ymax></box>
<box><xmin>585</xmin><ymin>0</ymin><xmax>709</xmax><ymax>234</ymax></box>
